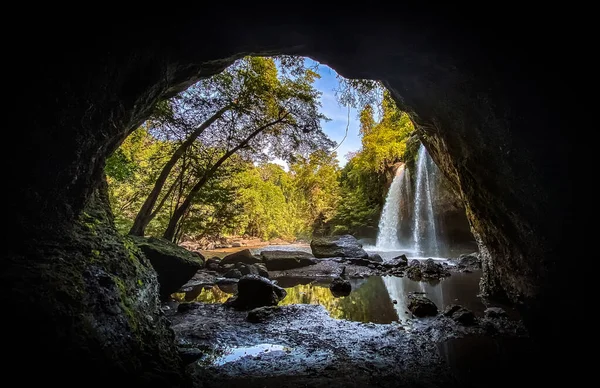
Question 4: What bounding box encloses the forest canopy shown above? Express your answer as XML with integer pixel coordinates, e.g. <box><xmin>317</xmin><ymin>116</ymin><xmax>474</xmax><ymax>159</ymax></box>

<box><xmin>106</xmin><ymin>56</ymin><xmax>415</xmax><ymax>245</ymax></box>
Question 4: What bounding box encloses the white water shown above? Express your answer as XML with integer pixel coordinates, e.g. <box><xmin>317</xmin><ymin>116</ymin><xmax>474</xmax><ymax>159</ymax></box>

<box><xmin>412</xmin><ymin>145</ymin><xmax>440</xmax><ymax>256</ymax></box>
<box><xmin>375</xmin><ymin>165</ymin><xmax>406</xmax><ymax>250</ymax></box>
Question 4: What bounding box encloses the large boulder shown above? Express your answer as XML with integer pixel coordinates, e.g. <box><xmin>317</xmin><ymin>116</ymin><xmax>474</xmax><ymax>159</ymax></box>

<box><xmin>383</xmin><ymin>254</ymin><xmax>409</xmax><ymax>269</ymax></box>
<box><xmin>456</xmin><ymin>252</ymin><xmax>482</xmax><ymax>271</ymax></box>
<box><xmin>225</xmin><ymin>275</ymin><xmax>287</xmax><ymax>310</ymax></box>
<box><xmin>260</xmin><ymin>250</ymin><xmax>317</xmax><ymax>270</ymax></box>
<box><xmin>407</xmin><ymin>294</ymin><xmax>438</xmax><ymax>317</ymax></box>
<box><xmin>310</xmin><ymin>235</ymin><xmax>368</xmax><ymax>259</ymax></box>
<box><xmin>443</xmin><ymin>304</ymin><xmax>476</xmax><ymax>325</ymax></box>
<box><xmin>221</xmin><ymin>249</ymin><xmax>262</xmax><ymax>265</ymax></box>
<box><xmin>131</xmin><ymin>236</ymin><xmax>204</xmax><ymax>300</ymax></box>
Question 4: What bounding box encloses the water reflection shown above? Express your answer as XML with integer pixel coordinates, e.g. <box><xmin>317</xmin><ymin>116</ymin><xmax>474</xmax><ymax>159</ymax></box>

<box><xmin>172</xmin><ymin>271</ymin><xmax>496</xmax><ymax>324</ymax></box>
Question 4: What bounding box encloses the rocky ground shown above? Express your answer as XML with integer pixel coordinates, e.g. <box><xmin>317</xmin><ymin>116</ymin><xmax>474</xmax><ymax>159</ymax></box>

<box><xmin>152</xmin><ymin>235</ymin><xmax>532</xmax><ymax>387</ymax></box>
<box><xmin>169</xmin><ymin>302</ymin><xmax>534</xmax><ymax>388</ymax></box>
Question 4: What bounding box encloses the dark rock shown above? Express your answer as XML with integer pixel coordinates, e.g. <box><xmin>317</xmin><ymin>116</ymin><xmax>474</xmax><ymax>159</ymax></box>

<box><xmin>310</xmin><ymin>235</ymin><xmax>368</xmax><ymax>259</ymax></box>
<box><xmin>329</xmin><ymin>277</ymin><xmax>352</xmax><ymax>297</ymax></box>
<box><xmin>367</xmin><ymin>253</ymin><xmax>383</xmax><ymax>263</ymax></box>
<box><xmin>223</xmin><ymin>269</ymin><xmax>243</xmax><ymax>279</ymax></box>
<box><xmin>236</xmin><ymin>262</ymin><xmax>259</xmax><ymax>276</ymax></box>
<box><xmin>484</xmin><ymin>307</ymin><xmax>508</xmax><ymax>318</ymax></box>
<box><xmin>221</xmin><ymin>249</ymin><xmax>262</xmax><ymax>265</ymax></box>
<box><xmin>456</xmin><ymin>252</ymin><xmax>482</xmax><ymax>270</ymax></box>
<box><xmin>178</xmin><ymin>347</ymin><xmax>204</xmax><ymax>364</ymax></box>
<box><xmin>254</xmin><ymin>263</ymin><xmax>270</xmax><ymax>278</ymax></box>
<box><xmin>206</xmin><ymin>257</ymin><xmax>221</xmax><ymax>267</ymax></box>
<box><xmin>177</xmin><ymin>302</ymin><xmax>199</xmax><ymax>313</ymax></box>
<box><xmin>231</xmin><ymin>242</ymin><xmax>242</xmax><ymax>247</ymax></box>
<box><xmin>225</xmin><ymin>275</ymin><xmax>287</xmax><ymax>310</ymax></box>
<box><xmin>246</xmin><ymin>306</ymin><xmax>281</xmax><ymax>323</ymax></box>
<box><xmin>220</xmin><ymin>263</ymin><xmax>235</xmax><ymax>271</ymax></box>
<box><xmin>443</xmin><ymin>304</ymin><xmax>462</xmax><ymax>316</ymax></box>
<box><xmin>407</xmin><ymin>294</ymin><xmax>438</xmax><ymax>317</ymax></box>
<box><xmin>384</xmin><ymin>254</ymin><xmax>408</xmax><ymax>268</ymax></box>
<box><xmin>260</xmin><ymin>250</ymin><xmax>317</xmax><ymax>270</ymax></box>
<box><xmin>131</xmin><ymin>236</ymin><xmax>204</xmax><ymax>300</ymax></box>
<box><xmin>408</xmin><ymin>258</ymin><xmax>451</xmax><ymax>280</ymax></box>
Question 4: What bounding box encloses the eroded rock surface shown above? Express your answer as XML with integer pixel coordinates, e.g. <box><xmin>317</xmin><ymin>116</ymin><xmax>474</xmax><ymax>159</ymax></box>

<box><xmin>310</xmin><ymin>235</ymin><xmax>368</xmax><ymax>259</ymax></box>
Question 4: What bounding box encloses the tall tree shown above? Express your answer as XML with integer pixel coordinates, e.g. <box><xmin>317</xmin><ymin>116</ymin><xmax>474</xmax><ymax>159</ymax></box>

<box><xmin>162</xmin><ymin>57</ymin><xmax>332</xmax><ymax>241</ymax></box>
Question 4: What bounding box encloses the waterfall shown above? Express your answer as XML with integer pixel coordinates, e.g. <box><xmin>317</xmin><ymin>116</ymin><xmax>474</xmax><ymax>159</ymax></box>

<box><xmin>412</xmin><ymin>145</ymin><xmax>440</xmax><ymax>256</ymax></box>
<box><xmin>375</xmin><ymin>165</ymin><xmax>406</xmax><ymax>250</ymax></box>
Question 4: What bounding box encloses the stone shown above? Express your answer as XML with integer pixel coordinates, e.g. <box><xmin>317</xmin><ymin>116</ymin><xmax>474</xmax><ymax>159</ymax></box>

<box><xmin>484</xmin><ymin>307</ymin><xmax>508</xmax><ymax>318</ymax></box>
<box><xmin>254</xmin><ymin>263</ymin><xmax>270</xmax><ymax>278</ymax></box>
<box><xmin>367</xmin><ymin>253</ymin><xmax>383</xmax><ymax>263</ymax></box>
<box><xmin>231</xmin><ymin>242</ymin><xmax>242</xmax><ymax>247</ymax></box>
<box><xmin>223</xmin><ymin>269</ymin><xmax>243</xmax><ymax>279</ymax></box>
<box><xmin>456</xmin><ymin>252</ymin><xmax>482</xmax><ymax>270</ymax></box>
<box><xmin>246</xmin><ymin>306</ymin><xmax>281</xmax><ymax>323</ymax></box>
<box><xmin>225</xmin><ymin>275</ymin><xmax>287</xmax><ymax>310</ymax></box>
<box><xmin>178</xmin><ymin>347</ymin><xmax>204</xmax><ymax>364</ymax></box>
<box><xmin>444</xmin><ymin>304</ymin><xmax>476</xmax><ymax>325</ymax></box>
<box><xmin>260</xmin><ymin>250</ymin><xmax>317</xmax><ymax>270</ymax></box>
<box><xmin>221</xmin><ymin>249</ymin><xmax>262</xmax><ymax>265</ymax></box>
<box><xmin>131</xmin><ymin>236</ymin><xmax>204</xmax><ymax>300</ymax></box>
<box><xmin>329</xmin><ymin>277</ymin><xmax>352</xmax><ymax>297</ymax></box>
<box><xmin>310</xmin><ymin>235</ymin><xmax>368</xmax><ymax>259</ymax></box>
<box><xmin>407</xmin><ymin>294</ymin><xmax>438</xmax><ymax>317</ymax></box>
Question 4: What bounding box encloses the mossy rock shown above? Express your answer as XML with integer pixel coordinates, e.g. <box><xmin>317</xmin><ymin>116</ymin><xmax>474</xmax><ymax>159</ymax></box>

<box><xmin>131</xmin><ymin>236</ymin><xmax>204</xmax><ymax>300</ymax></box>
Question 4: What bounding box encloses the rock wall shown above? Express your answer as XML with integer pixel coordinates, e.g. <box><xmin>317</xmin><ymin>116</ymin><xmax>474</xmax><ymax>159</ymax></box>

<box><xmin>1</xmin><ymin>180</ymin><xmax>187</xmax><ymax>386</ymax></box>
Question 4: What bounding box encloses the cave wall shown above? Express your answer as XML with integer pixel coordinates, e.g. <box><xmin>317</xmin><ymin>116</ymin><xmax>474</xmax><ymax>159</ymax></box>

<box><xmin>7</xmin><ymin>13</ymin><xmax>571</xmax><ymax>382</ymax></box>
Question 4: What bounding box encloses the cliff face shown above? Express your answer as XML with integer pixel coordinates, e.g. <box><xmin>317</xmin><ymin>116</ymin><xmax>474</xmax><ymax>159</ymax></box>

<box><xmin>6</xmin><ymin>14</ymin><xmax>571</xmax><ymax>383</ymax></box>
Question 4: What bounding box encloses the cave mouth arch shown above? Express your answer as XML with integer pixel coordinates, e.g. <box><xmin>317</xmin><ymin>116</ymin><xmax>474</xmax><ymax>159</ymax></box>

<box><xmin>7</xmin><ymin>17</ymin><xmax>571</xmax><ymax>385</ymax></box>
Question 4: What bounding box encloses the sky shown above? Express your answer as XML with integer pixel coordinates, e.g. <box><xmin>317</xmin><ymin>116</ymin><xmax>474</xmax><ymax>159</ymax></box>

<box><xmin>273</xmin><ymin>58</ymin><xmax>362</xmax><ymax>169</ymax></box>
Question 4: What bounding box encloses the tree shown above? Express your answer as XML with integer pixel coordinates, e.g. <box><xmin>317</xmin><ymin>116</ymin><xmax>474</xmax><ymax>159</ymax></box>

<box><xmin>162</xmin><ymin>57</ymin><xmax>332</xmax><ymax>241</ymax></box>
<box><xmin>129</xmin><ymin>56</ymin><xmax>332</xmax><ymax>237</ymax></box>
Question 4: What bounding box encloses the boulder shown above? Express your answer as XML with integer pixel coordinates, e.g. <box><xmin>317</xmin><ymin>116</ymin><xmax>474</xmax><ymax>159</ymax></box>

<box><xmin>329</xmin><ymin>277</ymin><xmax>351</xmax><ymax>297</ymax></box>
<box><xmin>225</xmin><ymin>275</ymin><xmax>287</xmax><ymax>310</ymax></box>
<box><xmin>254</xmin><ymin>263</ymin><xmax>269</xmax><ymax>278</ymax></box>
<box><xmin>408</xmin><ymin>259</ymin><xmax>450</xmax><ymax>280</ymax></box>
<box><xmin>484</xmin><ymin>307</ymin><xmax>508</xmax><ymax>318</ymax></box>
<box><xmin>310</xmin><ymin>235</ymin><xmax>368</xmax><ymax>259</ymax></box>
<box><xmin>367</xmin><ymin>253</ymin><xmax>383</xmax><ymax>263</ymax></box>
<box><xmin>443</xmin><ymin>304</ymin><xmax>476</xmax><ymax>325</ymax></box>
<box><xmin>131</xmin><ymin>236</ymin><xmax>204</xmax><ymax>300</ymax></box>
<box><xmin>456</xmin><ymin>252</ymin><xmax>482</xmax><ymax>270</ymax></box>
<box><xmin>260</xmin><ymin>250</ymin><xmax>318</xmax><ymax>270</ymax></box>
<box><xmin>247</xmin><ymin>306</ymin><xmax>281</xmax><ymax>323</ymax></box>
<box><xmin>206</xmin><ymin>257</ymin><xmax>221</xmax><ymax>271</ymax></box>
<box><xmin>223</xmin><ymin>269</ymin><xmax>243</xmax><ymax>279</ymax></box>
<box><xmin>383</xmin><ymin>254</ymin><xmax>408</xmax><ymax>268</ymax></box>
<box><xmin>221</xmin><ymin>249</ymin><xmax>262</xmax><ymax>265</ymax></box>
<box><xmin>407</xmin><ymin>294</ymin><xmax>438</xmax><ymax>317</ymax></box>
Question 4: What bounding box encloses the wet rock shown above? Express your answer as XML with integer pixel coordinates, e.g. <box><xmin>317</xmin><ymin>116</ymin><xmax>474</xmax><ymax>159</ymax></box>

<box><xmin>225</xmin><ymin>275</ymin><xmax>287</xmax><ymax>310</ymax></box>
<box><xmin>384</xmin><ymin>255</ymin><xmax>408</xmax><ymax>269</ymax></box>
<box><xmin>367</xmin><ymin>253</ymin><xmax>383</xmax><ymax>263</ymax></box>
<box><xmin>220</xmin><ymin>263</ymin><xmax>235</xmax><ymax>271</ymax></box>
<box><xmin>178</xmin><ymin>347</ymin><xmax>204</xmax><ymax>364</ymax></box>
<box><xmin>485</xmin><ymin>307</ymin><xmax>508</xmax><ymax>318</ymax></box>
<box><xmin>221</xmin><ymin>249</ymin><xmax>262</xmax><ymax>265</ymax></box>
<box><xmin>206</xmin><ymin>257</ymin><xmax>221</xmax><ymax>267</ymax></box>
<box><xmin>131</xmin><ymin>236</ymin><xmax>204</xmax><ymax>300</ymax></box>
<box><xmin>408</xmin><ymin>259</ymin><xmax>451</xmax><ymax>281</ymax></box>
<box><xmin>260</xmin><ymin>250</ymin><xmax>318</xmax><ymax>270</ymax></box>
<box><xmin>254</xmin><ymin>263</ymin><xmax>270</xmax><ymax>278</ymax></box>
<box><xmin>330</xmin><ymin>277</ymin><xmax>351</xmax><ymax>297</ymax></box>
<box><xmin>177</xmin><ymin>302</ymin><xmax>200</xmax><ymax>313</ymax></box>
<box><xmin>443</xmin><ymin>304</ymin><xmax>476</xmax><ymax>325</ymax></box>
<box><xmin>223</xmin><ymin>269</ymin><xmax>243</xmax><ymax>279</ymax></box>
<box><xmin>246</xmin><ymin>306</ymin><xmax>281</xmax><ymax>323</ymax></box>
<box><xmin>455</xmin><ymin>252</ymin><xmax>481</xmax><ymax>271</ymax></box>
<box><xmin>407</xmin><ymin>294</ymin><xmax>438</xmax><ymax>317</ymax></box>
<box><xmin>310</xmin><ymin>235</ymin><xmax>368</xmax><ymax>259</ymax></box>
<box><xmin>236</xmin><ymin>262</ymin><xmax>259</xmax><ymax>276</ymax></box>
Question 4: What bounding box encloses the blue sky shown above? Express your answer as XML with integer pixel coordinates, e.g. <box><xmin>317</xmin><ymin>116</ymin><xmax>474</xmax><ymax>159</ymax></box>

<box><xmin>307</xmin><ymin>59</ymin><xmax>362</xmax><ymax>167</ymax></box>
<box><xmin>273</xmin><ymin>58</ymin><xmax>363</xmax><ymax>169</ymax></box>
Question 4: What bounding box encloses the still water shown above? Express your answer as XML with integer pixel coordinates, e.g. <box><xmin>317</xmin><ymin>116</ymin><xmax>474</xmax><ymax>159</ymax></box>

<box><xmin>172</xmin><ymin>270</ymin><xmax>505</xmax><ymax>324</ymax></box>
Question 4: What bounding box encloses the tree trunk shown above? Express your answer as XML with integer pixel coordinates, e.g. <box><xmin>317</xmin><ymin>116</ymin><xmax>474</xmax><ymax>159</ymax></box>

<box><xmin>163</xmin><ymin>116</ymin><xmax>287</xmax><ymax>241</ymax></box>
<box><xmin>128</xmin><ymin>106</ymin><xmax>229</xmax><ymax>236</ymax></box>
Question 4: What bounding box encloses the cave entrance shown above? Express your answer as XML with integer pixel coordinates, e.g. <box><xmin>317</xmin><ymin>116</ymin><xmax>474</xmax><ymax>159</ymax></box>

<box><xmin>106</xmin><ymin>55</ymin><xmax>515</xmax><ymax>386</ymax></box>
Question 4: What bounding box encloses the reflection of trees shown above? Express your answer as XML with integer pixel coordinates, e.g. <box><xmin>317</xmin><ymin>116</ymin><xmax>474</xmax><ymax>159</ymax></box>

<box><xmin>279</xmin><ymin>277</ymin><xmax>398</xmax><ymax>323</ymax></box>
<box><xmin>171</xmin><ymin>286</ymin><xmax>233</xmax><ymax>303</ymax></box>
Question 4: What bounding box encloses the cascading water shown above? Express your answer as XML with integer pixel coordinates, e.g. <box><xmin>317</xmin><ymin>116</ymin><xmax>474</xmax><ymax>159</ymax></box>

<box><xmin>375</xmin><ymin>165</ymin><xmax>406</xmax><ymax>250</ymax></box>
<box><xmin>412</xmin><ymin>145</ymin><xmax>440</xmax><ymax>256</ymax></box>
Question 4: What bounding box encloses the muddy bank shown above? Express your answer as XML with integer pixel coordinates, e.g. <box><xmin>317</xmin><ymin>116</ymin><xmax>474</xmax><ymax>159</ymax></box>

<box><xmin>170</xmin><ymin>303</ymin><xmax>533</xmax><ymax>388</ymax></box>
